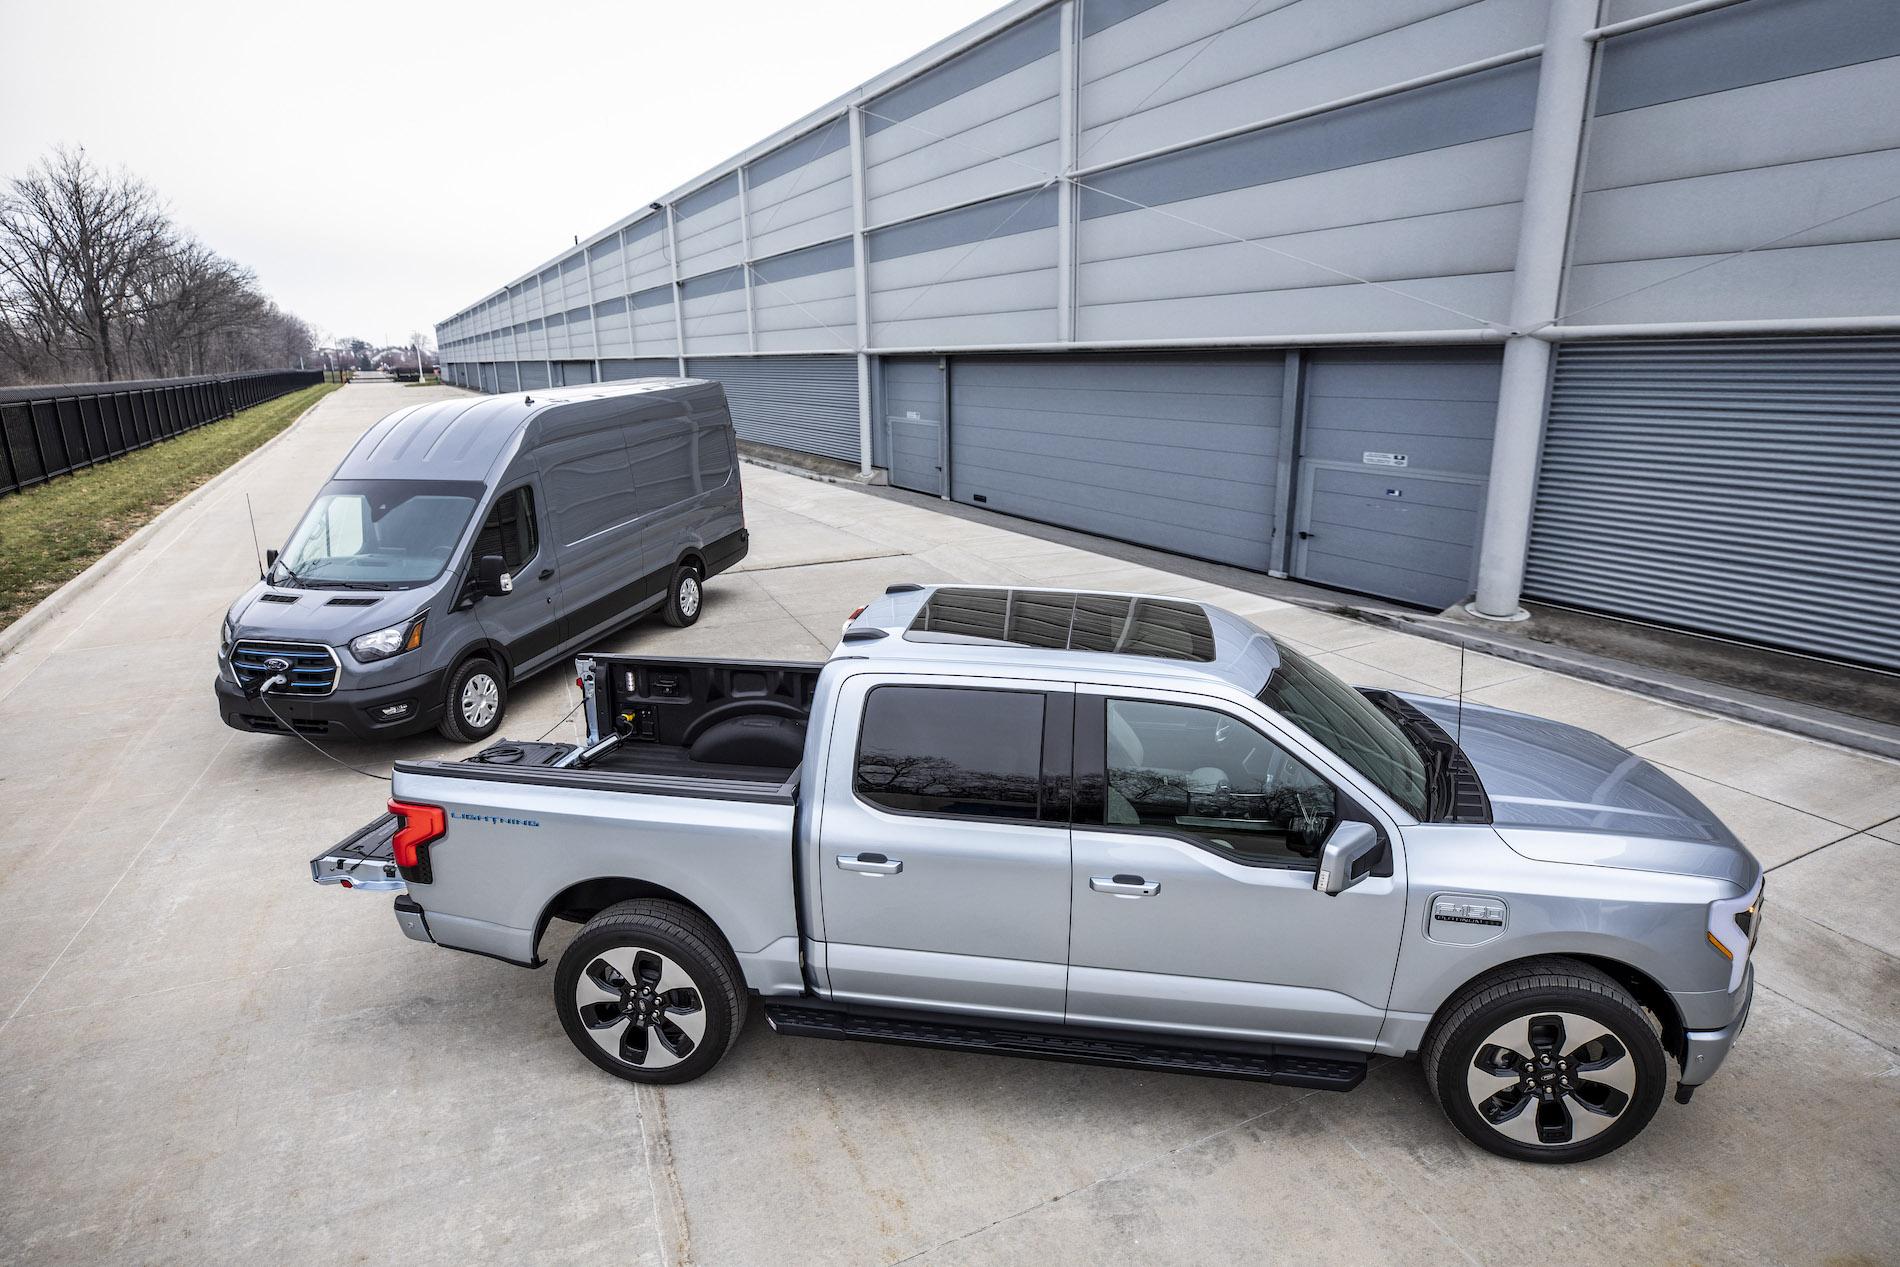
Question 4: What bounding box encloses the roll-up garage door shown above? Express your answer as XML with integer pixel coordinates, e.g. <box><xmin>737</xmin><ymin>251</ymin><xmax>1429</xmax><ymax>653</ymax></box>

<box><xmin>479</xmin><ymin>363</ymin><xmax>498</xmax><ymax>394</ymax></box>
<box><xmin>686</xmin><ymin>355</ymin><xmax>859</xmax><ymax>462</ymax></box>
<box><xmin>949</xmin><ymin>356</ymin><xmax>1284</xmax><ymax>570</ymax></box>
<box><xmin>496</xmin><ymin>362</ymin><xmax>520</xmax><ymax>393</ymax></box>
<box><xmin>554</xmin><ymin>360</ymin><xmax>596</xmax><ymax>386</ymax></box>
<box><xmin>600</xmin><ymin>358</ymin><xmax>678</xmax><ymax>382</ymax></box>
<box><xmin>517</xmin><ymin>361</ymin><xmax>550</xmax><ymax>391</ymax></box>
<box><xmin>1524</xmin><ymin>338</ymin><xmax>1900</xmax><ymax>671</ymax></box>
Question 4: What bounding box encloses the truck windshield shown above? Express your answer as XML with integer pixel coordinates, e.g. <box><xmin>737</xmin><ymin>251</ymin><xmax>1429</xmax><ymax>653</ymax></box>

<box><xmin>275</xmin><ymin>479</ymin><xmax>485</xmax><ymax>588</ymax></box>
<box><xmin>1258</xmin><ymin>637</ymin><xmax>1430</xmax><ymax>819</ymax></box>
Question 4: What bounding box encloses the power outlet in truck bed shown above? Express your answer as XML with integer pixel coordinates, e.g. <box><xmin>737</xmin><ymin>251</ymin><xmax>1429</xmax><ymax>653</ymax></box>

<box><xmin>618</xmin><ymin>705</ymin><xmax>660</xmax><ymax>740</ymax></box>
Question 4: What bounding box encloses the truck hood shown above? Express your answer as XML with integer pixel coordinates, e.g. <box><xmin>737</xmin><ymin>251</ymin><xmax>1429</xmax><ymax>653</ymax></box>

<box><xmin>228</xmin><ymin>583</ymin><xmax>409</xmax><ymax>644</ymax></box>
<box><xmin>1401</xmin><ymin>693</ymin><xmax>1758</xmax><ymax>889</ymax></box>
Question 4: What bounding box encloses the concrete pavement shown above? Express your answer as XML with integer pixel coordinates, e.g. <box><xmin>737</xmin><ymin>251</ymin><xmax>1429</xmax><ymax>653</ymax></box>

<box><xmin>1</xmin><ymin>381</ymin><xmax>1896</xmax><ymax>1265</ymax></box>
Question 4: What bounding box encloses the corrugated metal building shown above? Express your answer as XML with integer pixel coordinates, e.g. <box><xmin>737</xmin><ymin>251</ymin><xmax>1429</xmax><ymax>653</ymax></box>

<box><xmin>439</xmin><ymin>0</ymin><xmax>1900</xmax><ymax>673</ymax></box>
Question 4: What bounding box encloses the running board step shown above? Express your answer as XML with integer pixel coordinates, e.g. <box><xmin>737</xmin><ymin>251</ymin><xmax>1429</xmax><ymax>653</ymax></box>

<box><xmin>763</xmin><ymin>1004</ymin><xmax>1366</xmax><ymax>1091</ymax></box>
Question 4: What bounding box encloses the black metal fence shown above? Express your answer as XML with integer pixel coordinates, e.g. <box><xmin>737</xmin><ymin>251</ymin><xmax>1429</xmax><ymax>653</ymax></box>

<box><xmin>0</xmin><ymin>369</ymin><xmax>325</xmax><ymax>497</ymax></box>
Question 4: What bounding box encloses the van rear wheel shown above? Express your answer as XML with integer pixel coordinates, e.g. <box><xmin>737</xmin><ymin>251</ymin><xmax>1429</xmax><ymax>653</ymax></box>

<box><xmin>438</xmin><ymin>656</ymin><xmax>506</xmax><ymax>743</ymax></box>
<box><xmin>663</xmin><ymin>561</ymin><xmax>703</xmax><ymax>628</ymax></box>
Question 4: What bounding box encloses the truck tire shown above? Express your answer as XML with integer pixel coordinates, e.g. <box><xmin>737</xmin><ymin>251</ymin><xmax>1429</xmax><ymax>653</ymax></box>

<box><xmin>1423</xmin><ymin>957</ymin><xmax>1666</xmax><ymax>1164</ymax></box>
<box><xmin>554</xmin><ymin>899</ymin><xmax>746</xmax><ymax>1086</ymax></box>
<box><xmin>662</xmin><ymin>561</ymin><xmax>703</xmax><ymax>628</ymax></box>
<box><xmin>438</xmin><ymin>656</ymin><xmax>506</xmax><ymax>743</ymax></box>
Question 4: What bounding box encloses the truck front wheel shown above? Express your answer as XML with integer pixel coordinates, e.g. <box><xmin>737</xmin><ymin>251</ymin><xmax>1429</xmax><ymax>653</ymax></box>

<box><xmin>554</xmin><ymin>899</ymin><xmax>746</xmax><ymax>1085</ymax></box>
<box><xmin>1423</xmin><ymin>958</ymin><xmax>1667</xmax><ymax>1163</ymax></box>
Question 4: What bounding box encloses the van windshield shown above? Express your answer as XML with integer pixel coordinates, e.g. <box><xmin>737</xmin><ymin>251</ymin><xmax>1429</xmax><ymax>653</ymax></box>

<box><xmin>274</xmin><ymin>479</ymin><xmax>486</xmax><ymax>588</ymax></box>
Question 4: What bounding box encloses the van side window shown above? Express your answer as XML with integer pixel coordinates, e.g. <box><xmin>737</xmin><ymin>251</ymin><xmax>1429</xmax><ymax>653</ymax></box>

<box><xmin>630</xmin><ymin>421</ymin><xmax>697</xmax><ymax>513</ymax></box>
<box><xmin>473</xmin><ymin>487</ymin><xmax>538</xmax><ymax>572</ymax></box>
<box><xmin>697</xmin><ymin>427</ymin><xmax>732</xmax><ymax>492</ymax></box>
<box><xmin>855</xmin><ymin>685</ymin><xmax>1044</xmax><ymax>822</ymax></box>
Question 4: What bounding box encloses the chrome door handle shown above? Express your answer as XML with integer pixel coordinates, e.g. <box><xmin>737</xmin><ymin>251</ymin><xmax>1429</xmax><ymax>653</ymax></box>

<box><xmin>1090</xmin><ymin>874</ymin><xmax>1159</xmax><ymax>897</ymax></box>
<box><xmin>837</xmin><ymin>852</ymin><xmax>902</xmax><ymax>876</ymax></box>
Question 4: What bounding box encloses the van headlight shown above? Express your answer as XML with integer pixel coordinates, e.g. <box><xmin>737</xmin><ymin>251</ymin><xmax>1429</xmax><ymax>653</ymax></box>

<box><xmin>350</xmin><ymin>613</ymin><xmax>427</xmax><ymax>663</ymax></box>
<box><xmin>1706</xmin><ymin>876</ymin><xmax>1764</xmax><ymax>993</ymax></box>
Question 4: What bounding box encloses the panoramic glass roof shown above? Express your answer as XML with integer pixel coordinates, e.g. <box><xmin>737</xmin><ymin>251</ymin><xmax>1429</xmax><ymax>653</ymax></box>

<box><xmin>905</xmin><ymin>587</ymin><xmax>1217</xmax><ymax>662</ymax></box>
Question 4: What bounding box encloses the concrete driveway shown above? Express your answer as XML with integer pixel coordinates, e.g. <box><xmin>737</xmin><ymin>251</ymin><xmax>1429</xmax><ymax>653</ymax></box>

<box><xmin>2</xmin><ymin>382</ymin><xmax>1896</xmax><ymax>1266</ymax></box>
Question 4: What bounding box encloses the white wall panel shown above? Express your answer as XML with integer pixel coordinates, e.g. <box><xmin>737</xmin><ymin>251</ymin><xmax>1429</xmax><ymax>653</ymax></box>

<box><xmin>623</xmin><ymin>220</ymin><xmax>672</xmax><ymax>294</ymax></box>
<box><xmin>630</xmin><ymin>290</ymin><xmax>679</xmax><ymax>357</ymax></box>
<box><xmin>753</xmin><ymin>270</ymin><xmax>856</xmax><ymax>352</ymax></box>
<box><xmin>680</xmin><ymin>270</ymin><xmax>748</xmax><ymax>356</ymax></box>
<box><xmin>865</xmin><ymin>55</ymin><xmax>1062</xmax><ymax>227</ymax></box>
<box><xmin>675</xmin><ymin>180</ymin><xmax>745</xmax><ymax>279</ymax></box>
<box><xmin>870</xmin><ymin>226</ymin><xmax>1058</xmax><ymax>347</ymax></box>
<box><xmin>747</xmin><ymin>124</ymin><xmax>854</xmax><ymax>259</ymax></box>
<box><xmin>1078</xmin><ymin>0</ymin><xmax>1543</xmax><ymax>168</ymax></box>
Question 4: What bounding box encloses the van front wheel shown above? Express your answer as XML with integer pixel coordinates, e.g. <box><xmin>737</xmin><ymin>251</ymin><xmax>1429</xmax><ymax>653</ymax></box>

<box><xmin>439</xmin><ymin>656</ymin><xmax>506</xmax><ymax>743</ymax></box>
<box><xmin>663</xmin><ymin>562</ymin><xmax>703</xmax><ymax>628</ymax></box>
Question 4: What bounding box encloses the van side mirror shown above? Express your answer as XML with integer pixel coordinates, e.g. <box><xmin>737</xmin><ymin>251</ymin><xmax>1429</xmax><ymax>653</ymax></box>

<box><xmin>263</xmin><ymin>548</ymin><xmax>278</xmax><ymax>580</ymax></box>
<box><xmin>1315</xmin><ymin>821</ymin><xmax>1381</xmax><ymax>895</ymax></box>
<box><xmin>475</xmin><ymin>554</ymin><xmax>511</xmax><ymax>597</ymax></box>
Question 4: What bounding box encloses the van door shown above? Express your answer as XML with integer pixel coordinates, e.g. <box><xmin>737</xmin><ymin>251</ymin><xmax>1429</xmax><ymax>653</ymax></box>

<box><xmin>466</xmin><ymin>484</ymin><xmax>565</xmax><ymax>674</ymax></box>
<box><xmin>536</xmin><ymin>420</ymin><xmax>652</xmax><ymax>648</ymax></box>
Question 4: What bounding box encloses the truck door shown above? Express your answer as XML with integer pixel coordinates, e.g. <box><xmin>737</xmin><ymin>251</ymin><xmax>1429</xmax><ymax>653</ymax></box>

<box><xmin>1065</xmin><ymin>688</ymin><xmax>1407</xmax><ymax>1048</ymax></box>
<box><xmin>816</xmin><ymin>674</ymin><xmax>1074</xmax><ymax>1023</ymax></box>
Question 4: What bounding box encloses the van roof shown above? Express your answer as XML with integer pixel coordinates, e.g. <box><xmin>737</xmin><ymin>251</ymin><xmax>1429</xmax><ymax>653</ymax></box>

<box><xmin>332</xmin><ymin>378</ymin><xmax>710</xmax><ymax>482</ymax></box>
<box><xmin>839</xmin><ymin>585</ymin><xmax>1284</xmax><ymax>696</ymax></box>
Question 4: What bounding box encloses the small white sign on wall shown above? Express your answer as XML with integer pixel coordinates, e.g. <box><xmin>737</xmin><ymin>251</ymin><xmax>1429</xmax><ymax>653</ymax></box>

<box><xmin>1363</xmin><ymin>451</ymin><xmax>1409</xmax><ymax>467</ymax></box>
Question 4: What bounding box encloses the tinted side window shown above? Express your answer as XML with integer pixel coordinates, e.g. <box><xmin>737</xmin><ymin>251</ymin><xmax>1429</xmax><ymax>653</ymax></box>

<box><xmin>472</xmin><ymin>487</ymin><xmax>538</xmax><ymax>572</ymax></box>
<box><xmin>855</xmin><ymin>686</ymin><xmax>1044</xmax><ymax>821</ymax></box>
<box><xmin>1105</xmin><ymin>699</ymin><xmax>1336</xmax><ymax>868</ymax></box>
<box><xmin>631</xmin><ymin>421</ymin><xmax>697</xmax><ymax>513</ymax></box>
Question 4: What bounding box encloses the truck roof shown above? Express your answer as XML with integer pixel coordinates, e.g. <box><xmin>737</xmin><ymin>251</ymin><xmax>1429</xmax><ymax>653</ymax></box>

<box><xmin>332</xmin><ymin>378</ymin><xmax>711</xmax><ymax>482</ymax></box>
<box><xmin>839</xmin><ymin>585</ymin><xmax>1283</xmax><ymax>696</ymax></box>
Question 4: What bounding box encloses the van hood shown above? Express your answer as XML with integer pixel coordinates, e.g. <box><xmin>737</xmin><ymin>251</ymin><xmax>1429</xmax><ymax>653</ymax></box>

<box><xmin>228</xmin><ymin>583</ymin><xmax>412</xmax><ymax>644</ymax></box>
<box><xmin>1401</xmin><ymin>693</ymin><xmax>1758</xmax><ymax>889</ymax></box>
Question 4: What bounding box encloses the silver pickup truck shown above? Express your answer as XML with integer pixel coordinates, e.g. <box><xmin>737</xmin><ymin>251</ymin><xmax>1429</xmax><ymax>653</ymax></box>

<box><xmin>312</xmin><ymin>585</ymin><xmax>1761</xmax><ymax>1163</ymax></box>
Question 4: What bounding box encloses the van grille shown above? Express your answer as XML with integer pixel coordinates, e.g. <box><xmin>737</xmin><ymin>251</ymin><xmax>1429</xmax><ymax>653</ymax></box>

<box><xmin>231</xmin><ymin>640</ymin><xmax>339</xmax><ymax>696</ymax></box>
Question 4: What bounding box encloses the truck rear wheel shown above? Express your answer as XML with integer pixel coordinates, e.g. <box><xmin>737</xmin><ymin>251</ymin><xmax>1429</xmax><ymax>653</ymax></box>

<box><xmin>554</xmin><ymin>899</ymin><xmax>746</xmax><ymax>1085</ymax></box>
<box><xmin>662</xmin><ymin>561</ymin><xmax>703</xmax><ymax>628</ymax></box>
<box><xmin>1423</xmin><ymin>958</ymin><xmax>1667</xmax><ymax>1164</ymax></box>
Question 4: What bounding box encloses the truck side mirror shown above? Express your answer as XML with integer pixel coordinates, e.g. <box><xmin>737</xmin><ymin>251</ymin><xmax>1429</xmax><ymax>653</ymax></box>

<box><xmin>1315</xmin><ymin>821</ymin><xmax>1381</xmax><ymax>895</ymax></box>
<box><xmin>265</xmin><ymin>548</ymin><xmax>279</xmax><ymax>573</ymax></box>
<box><xmin>475</xmin><ymin>553</ymin><xmax>511</xmax><ymax>597</ymax></box>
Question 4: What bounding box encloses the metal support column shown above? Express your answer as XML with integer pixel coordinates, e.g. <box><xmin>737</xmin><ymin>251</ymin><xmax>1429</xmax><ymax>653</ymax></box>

<box><xmin>738</xmin><ymin>166</ymin><xmax>758</xmax><ymax>354</ymax></box>
<box><xmin>1470</xmin><ymin>0</ymin><xmax>1598</xmax><ymax>620</ymax></box>
<box><xmin>849</xmin><ymin>104</ymin><xmax>874</xmax><ymax>476</ymax></box>
<box><xmin>1055</xmin><ymin>0</ymin><xmax>1078</xmax><ymax>344</ymax></box>
<box><xmin>667</xmin><ymin>204</ymin><xmax>687</xmax><ymax>377</ymax></box>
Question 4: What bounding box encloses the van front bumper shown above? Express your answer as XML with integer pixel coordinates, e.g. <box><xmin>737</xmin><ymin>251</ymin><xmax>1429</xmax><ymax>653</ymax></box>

<box><xmin>214</xmin><ymin>667</ymin><xmax>446</xmax><ymax>741</ymax></box>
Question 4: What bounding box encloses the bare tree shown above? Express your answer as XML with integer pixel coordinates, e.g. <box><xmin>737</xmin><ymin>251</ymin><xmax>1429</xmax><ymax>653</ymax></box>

<box><xmin>0</xmin><ymin>146</ymin><xmax>170</xmax><ymax>381</ymax></box>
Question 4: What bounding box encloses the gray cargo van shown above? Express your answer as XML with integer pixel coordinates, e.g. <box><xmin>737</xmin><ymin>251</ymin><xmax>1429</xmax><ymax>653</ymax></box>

<box><xmin>215</xmin><ymin>379</ymin><xmax>748</xmax><ymax>742</ymax></box>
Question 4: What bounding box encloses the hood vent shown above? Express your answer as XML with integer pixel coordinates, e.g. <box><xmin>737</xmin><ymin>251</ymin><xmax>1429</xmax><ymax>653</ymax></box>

<box><xmin>325</xmin><ymin>596</ymin><xmax>381</xmax><ymax>607</ymax></box>
<box><xmin>258</xmin><ymin>593</ymin><xmax>299</xmax><ymax>604</ymax></box>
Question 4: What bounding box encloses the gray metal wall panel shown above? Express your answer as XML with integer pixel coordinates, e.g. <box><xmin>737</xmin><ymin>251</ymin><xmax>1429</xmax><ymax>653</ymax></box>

<box><xmin>676</xmin><ymin>185</ymin><xmax>745</xmax><ymax>279</ymax></box>
<box><xmin>752</xmin><ymin>257</ymin><xmax>856</xmax><ymax>353</ymax></box>
<box><xmin>517</xmin><ymin>360</ymin><xmax>550</xmax><ymax>391</ymax></box>
<box><xmin>687</xmin><ymin>355</ymin><xmax>861</xmax><ymax>462</ymax></box>
<box><xmin>865</xmin><ymin>13</ymin><xmax>1061</xmax><ymax>227</ymax></box>
<box><xmin>1525</xmin><ymin>338</ymin><xmax>1900</xmax><ymax>671</ymax></box>
<box><xmin>1076</xmin><ymin>0</ymin><xmax>1545</xmax><ymax>169</ymax></box>
<box><xmin>680</xmin><ymin>266</ymin><xmax>750</xmax><ymax>357</ymax></box>
<box><xmin>746</xmin><ymin>119</ymin><xmax>855</xmax><ymax>259</ymax></box>
<box><xmin>1567</xmin><ymin>49</ymin><xmax>1900</xmax><ymax>325</ymax></box>
<box><xmin>594</xmin><ymin>296</ymin><xmax>633</xmax><ymax>356</ymax></box>
<box><xmin>1594</xmin><ymin>0</ymin><xmax>1900</xmax><ymax>115</ymax></box>
<box><xmin>948</xmin><ymin>356</ymin><xmax>1284</xmax><ymax>569</ymax></box>
<box><xmin>559</xmin><ymin>255</ymin><xmax>588</xmax><ymax>310</ymax></box>
<box><xmin>630</xmin><ymin>285</ymin><xmax>680</xmax><ymax>357</ymax></box>
<box><xmin>587</xmin><ymin>237</ymin><xmax>623</xmax><ymax>295</ymax></box>
<box><xmin>870</xmin><ymin>224</ymin><xmax>1059</xmax><ymax>347</ymax></box>
<box><xmin>625</xmin><ymin>220</ymin><xmax>674</xmax><ymax>293</ymax></box>
<box><xmin>497</xmin><ymin>361</ymin><xmax>520</xmax><ymax>393</ymax></box>
<box><xmin>1290</xmin><ymin>350</ymin><xmax>1500</xmax><ymax>607</ymax></box>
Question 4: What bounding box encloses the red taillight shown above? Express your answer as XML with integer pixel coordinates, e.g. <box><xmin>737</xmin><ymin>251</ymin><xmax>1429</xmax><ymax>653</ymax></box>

<box><xmin>847</xmin><ymin>606</ymin><xmax>866</xmax><ymax>622</ymax></box>
<box><xmin>388</xmin><ymin>799</ymin><xmax>446</xmax><ymax>869</ymax></box>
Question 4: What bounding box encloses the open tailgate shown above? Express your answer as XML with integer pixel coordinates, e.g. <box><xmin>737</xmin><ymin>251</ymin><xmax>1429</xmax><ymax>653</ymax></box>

<box><xmin>310</xmin><ymin>814</ymin><xmax>404</xmax><ymax>891</ymax></box>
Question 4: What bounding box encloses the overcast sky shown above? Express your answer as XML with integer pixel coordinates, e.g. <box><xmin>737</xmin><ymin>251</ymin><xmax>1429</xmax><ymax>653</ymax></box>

<box><xmin>0</xmin><ymin>0</ymin><xmax>1002</xmax><ymax>348</ymax></box>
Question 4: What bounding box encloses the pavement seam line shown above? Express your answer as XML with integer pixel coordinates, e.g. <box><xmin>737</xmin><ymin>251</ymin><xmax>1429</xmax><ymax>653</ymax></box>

<box><xmin>887</xmin><ymin>1085</ymin><xmax>1336</xmax><ymax>1264</ymax></box>
<box><xmin>0</xmin><ymin>731</ymin><xmax>238</xmax><ymax>1037</ymax></box>
<box><xmin>1764</xmin><ymin>827</ymin><xmax>1868</xmax><ymax>874</ymax></box>
<box><xmin>1754</xmin><ymin>979</ymin><xmax>1900</xmax><ymax>1058</ymax></box>
<box><xmin>1637</xmin><ymin>755</ymin><xmax>1870</xmax><ymax>834</ymax></box>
